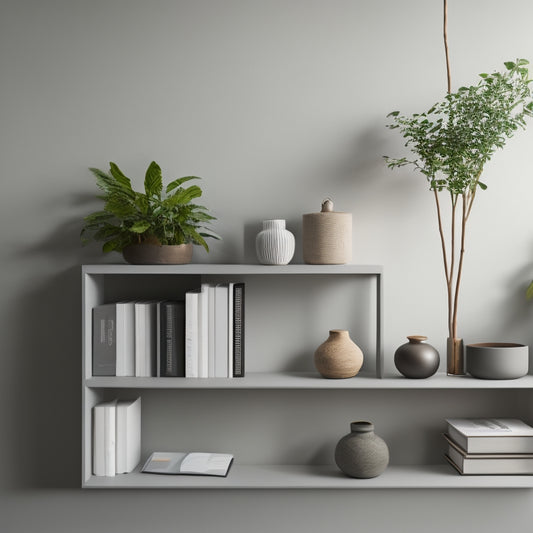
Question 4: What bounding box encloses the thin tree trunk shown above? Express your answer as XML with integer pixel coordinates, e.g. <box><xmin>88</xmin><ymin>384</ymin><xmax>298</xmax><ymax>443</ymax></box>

<box><xmin>443</xmin><ymin>0</ymin><xmax>452</xmax><ymax>94</ymax></box>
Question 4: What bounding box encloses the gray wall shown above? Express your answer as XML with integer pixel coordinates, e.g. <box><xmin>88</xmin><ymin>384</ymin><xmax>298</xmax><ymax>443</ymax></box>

<box><xmin>2</xmin><ymin>0</ymin><xmax>533</xmax><ymax>531</ymax></box>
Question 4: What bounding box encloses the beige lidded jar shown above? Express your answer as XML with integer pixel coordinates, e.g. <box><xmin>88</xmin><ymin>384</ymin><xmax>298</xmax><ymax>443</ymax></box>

<box><xmin>302</xmin><ymin>199</ymin><xmax>352</xmax><ymax>264</ymax></box>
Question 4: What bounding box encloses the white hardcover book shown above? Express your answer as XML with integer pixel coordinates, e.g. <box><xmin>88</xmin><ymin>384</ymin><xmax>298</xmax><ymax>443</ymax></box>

<box><xmin>444</xmin><ymin>434</ymin><xmax>533</xmax><ymax>475</ymax></box>
<box><xmin>446</xmin><ymin>418</ymin><xmax>533</xmax><ymax>454</ymax></box>
<box><xmin>135</xmin><ymin>302</ymin><xmax>157</xmax><ymax>377</ymax></box>
<box><xmin>93</xmin><ymin>403</ymin><xmax>106</xmax><ymax>476</ymax></box>
<box><xmin>185</xmin><ymin>291</ymin><xmax>199</xmax><ymax>378</ymax></box>
<box><xmin>207</xmin><ymin>285</ymin><xmax>216</xmax><ymax>377</ymax></box>
<box><xmin>214</xmin><ymin>284</ymin><xmax>229</xmax><ymax>378</ymax></box>
<box><xmin>198</xmin><ymin>285</ymin><xmax>209</xmax><ymax>378</ymax></box>
<box><xmin>227</xmin><ymin>283</ymin><xmax>234</xmax><ymax>378</ymax></box>
<box><xmin>93</xmin><ymin>399</ymin><xmax>117</xmax><ymax>477</ymax></box>
<box><xmin>116</xmin><ymin>301</ymin><xmax>135</xmax><ymax>377</ymax></box>
<box><xmin>116</xmin><ymin>397</ymin><xmax>142</xmax><ymax>474</ymax></box>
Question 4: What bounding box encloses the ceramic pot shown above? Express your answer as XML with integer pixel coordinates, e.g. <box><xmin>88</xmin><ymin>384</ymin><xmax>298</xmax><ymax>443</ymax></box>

<box><xmin>122</xmin><ymin>243</ymin><xmax>193</xmax><ymax>265</ymax></box>
<box><xmin>394</xmin><ymin>335</ymin><xmax>440</xmax><ymax>378</ymax></box>
<box><xmin>314</xmin><ymin>329</ymin><xmax>363</xmax><ymax>379</ymax></box>
<box><xmin>466</xmin><ymin>343</ymin><xmax>529</xmax><ymax>380</ymax></box>
<box><xmin>335</xmin><ymin>421</ymin><xmax>389</xmax><ymax>479</ymax></box>
<box><xmin>302</xmin><ymin>199</ymin><xmax>352</xmax><ymax>264</ymax></box>
<box><xmin>255</xmin><ymin>219</ymin><xmax>295</xmax><ymax>265</ymax></box>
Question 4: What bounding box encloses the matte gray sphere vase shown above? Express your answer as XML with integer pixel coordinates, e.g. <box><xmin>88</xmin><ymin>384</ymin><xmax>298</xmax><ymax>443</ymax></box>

<box><xmin>394</xmin><ymin>335</ymin><xmax>440</xmax><ymax>378</ymax></box>
<box><xmin>335</xmin><ymin>421</ymin><xmax>389</xmax><ymax>479</ymax></box>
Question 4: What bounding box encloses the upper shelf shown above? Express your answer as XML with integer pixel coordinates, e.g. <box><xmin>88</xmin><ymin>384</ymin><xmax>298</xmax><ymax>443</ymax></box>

<box><xmin>82</xmin><ymin>263</ymin><xmax>383</xmax><ymax>276</ymax></box>
<box><xmin>85</xmin><ymin>372</ymin><xmax>533</xmax><ymax>390</ymax></box>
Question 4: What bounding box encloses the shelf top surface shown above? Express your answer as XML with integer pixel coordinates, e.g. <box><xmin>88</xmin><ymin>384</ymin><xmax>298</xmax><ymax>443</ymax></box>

<box><xmin>85</xmin><ymin>372</ymin><xmax>533</xmax><ymax>390</ymax></box>
<box><xmin>82</xmin><ymin>263</ymin><xmax>383</xmax><ymax>275</ymax></box>
<box><xmin>83</xmin><ymin>464</ymin><xmax>533</xmax><ymax>489</ymax></box>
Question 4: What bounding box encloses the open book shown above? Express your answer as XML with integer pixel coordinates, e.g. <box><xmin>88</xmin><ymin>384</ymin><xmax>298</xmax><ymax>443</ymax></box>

<box><xmin>141</xmin><ymin>452</ymin><xmax>234</xmax><ymax>477</ymax></box>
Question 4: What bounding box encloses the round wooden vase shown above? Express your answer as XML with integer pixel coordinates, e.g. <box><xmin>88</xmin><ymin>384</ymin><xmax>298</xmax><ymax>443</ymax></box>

<box><xmin>122</xmin><ymin>243</ymin><xmax>193</xmax><ymax>265</ymax></box>
<box><xmin>314</xmin><ymin>329</ymin><xmax>363</xmax><ymax>378</ymax></box>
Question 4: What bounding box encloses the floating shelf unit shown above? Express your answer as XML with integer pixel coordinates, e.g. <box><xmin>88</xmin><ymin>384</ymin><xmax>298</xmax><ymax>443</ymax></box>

<box><xmin>82</xmin><ymin>264</ymin><xmax>533</xmax><ymax>489</ymax></box>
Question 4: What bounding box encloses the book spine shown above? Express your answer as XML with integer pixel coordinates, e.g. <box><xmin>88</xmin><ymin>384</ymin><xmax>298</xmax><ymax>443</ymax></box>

<box><xmin>116</xmin><ymin>302</ymin><xmax>135</xmax><ymax>377</ymax></box>
<box><xmin>185</xmin><ymin>292</ymin><xmax>199</xmax><ymax>378</ymax></box>
<box><xmin>232</xmin><ymin>283</ymin><xmax>245</xmax><ymax>377</ymax></box>
<box><xmin>105</xmin><ymin>401</ymin><xmax>116</xmax><ymax>476</ymax></box>
<box><xmin>92</xmin><ymin>304</ymin><xmax>116</xmax><ymax>376</ymax></box>
<box><xmin>214</xmin><ymin>284</ymin><xmax>229</xmax><ymax>378</ymax></box>
<box><xmin>160</xmin><ymin>302</ymin><xmax>186</xmax><ymax>377</ymax></box>
<box><xmin>116</xmin><ymin>397</ymin><xmax>142</xmax><ymax>474</ymax></box>
<box><xmin>93</xmin><ymin>404</ymin><xmax>106</xmax><ymax>476</ymax></box>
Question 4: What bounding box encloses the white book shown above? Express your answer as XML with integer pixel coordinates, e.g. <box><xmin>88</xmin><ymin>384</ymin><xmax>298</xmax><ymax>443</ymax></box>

<box><xmin>227</xmin><ymin>283</ymin><xmax>235</xmax><ymax>378</ymax></box>
<box><xmin>142</xmin><ymin>452</ymin><xmax>233</xmax><ymax>477</ymax></box>
<box><xmin>444</xmin><ymin>434</ymin><xmax>533</xmax><ymax>475</ymax></box>
<box><xmin>214</xmin><ymin>284</ymin><xmax>229</xmax><ymax>378</ymax></box>
<box><xmin>185</xmin><ymin>291</ymin><xmax>199</xmax><ymax>378</ymax></box>
<box><xmin>135</xmin><ymin>301</ymin><xmax>157</xmax><ymax>377</ymax></box>
<box><xmin>116</xmin><ymin>397</ymin><xmax>142</xmax><ymax>474</ymax></box>
<box><xmin>116</xmin><ymin>301</ymin><xmax>135</xmax><ymax>377</ymax></box>
<box><xmin>198</xmin><ymin>285</ymin><xmax>209</xmax><ymax>378</ymax></box>
<box><xmin>446</xmin><ymin>418</ymin><xmax>533</xmax><ymax>454</ymax></box>
<box><xmin>93</xmin><ymin>399</ymin><xmax>117</xmax><ymax>477</ymax></box>
<box><xmin>207</xmin><ymin>285</ymin><xmax>216</xmax><ymax>377</ymax></box>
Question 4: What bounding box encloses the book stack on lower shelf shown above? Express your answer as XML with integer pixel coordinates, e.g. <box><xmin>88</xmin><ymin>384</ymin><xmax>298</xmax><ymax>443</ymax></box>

<box><xmin>444</xmin><ymin>418</ymin><xmax>533</xmax><ymax>475</ymax></box>
<box><xmin>93</xmin><ymin>397</ymin><xmax>141</xmax><ymax>477</ymax></box>
<box><xmin>92</xmin><ymin>282</ymin><xmax>245</xmax><ymax>379</ymax></box>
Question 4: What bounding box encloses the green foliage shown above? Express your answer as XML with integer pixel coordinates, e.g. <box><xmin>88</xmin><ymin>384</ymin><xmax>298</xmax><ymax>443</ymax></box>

<box><xmin>527</xmin><ymin>280</ymin><xmax>533</xmax><ymax>299</ymax></box>
<box><xmin>385</xmin><ymin>59</ymin><xmax>533</xmax><ymax>195</ymax></box>
<box><xmin>81</xmin><ymin>161</ymin><xmax>220</xmax><ymax>253</ymax></box>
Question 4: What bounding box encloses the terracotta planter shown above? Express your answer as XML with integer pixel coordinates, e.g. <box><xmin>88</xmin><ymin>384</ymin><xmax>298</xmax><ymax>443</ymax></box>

<box><xmin>122</xmin><ymin>243</ymin><xmax>193</xmax><ymax>265</ymax></box>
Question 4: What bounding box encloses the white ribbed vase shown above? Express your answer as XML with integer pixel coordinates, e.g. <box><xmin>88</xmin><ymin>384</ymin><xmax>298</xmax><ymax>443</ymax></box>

<box><xmin>256</xmin><ymin>219</ymin><xmax>295</xmax><ymax>265</ymax></box>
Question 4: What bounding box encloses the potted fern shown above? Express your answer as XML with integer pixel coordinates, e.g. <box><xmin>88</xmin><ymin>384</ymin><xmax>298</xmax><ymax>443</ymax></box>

<box><xmin>385</xmin><ymin>5</ymin><xmax>533</xmax><ymax>375</ymax></box>
<box><xmin>81</xmin><ymin>161</ymin><xmax>220</xmax><ymax>264</ymax></box>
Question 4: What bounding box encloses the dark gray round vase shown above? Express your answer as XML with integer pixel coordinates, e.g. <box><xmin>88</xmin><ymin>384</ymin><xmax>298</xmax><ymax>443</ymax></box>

<box><xmin>334</xmin><ymin>421</ymin><xmax>389</xmax><ymax>479</ymax></box>
<box><xmin>394</xmin><ymin>335</ymin><xmax>440</xmax><ymax>378</ymax></box>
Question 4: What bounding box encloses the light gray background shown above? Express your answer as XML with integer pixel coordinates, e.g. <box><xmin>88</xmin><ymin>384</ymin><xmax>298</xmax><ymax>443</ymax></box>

<box><xmin>2</xmin><ymin>0</ymin><xmax>533</xmax><ymax>531</ymax></box>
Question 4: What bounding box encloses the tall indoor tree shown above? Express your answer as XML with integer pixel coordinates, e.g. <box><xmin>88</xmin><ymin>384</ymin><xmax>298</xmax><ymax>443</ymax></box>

<box><xmin>385</xmin><ymin>0</ymin><xmax>533</xmax><ymax>374</ymax></box>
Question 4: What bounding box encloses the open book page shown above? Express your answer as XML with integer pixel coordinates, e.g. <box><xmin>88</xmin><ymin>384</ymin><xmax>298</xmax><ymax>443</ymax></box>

<box><xmin>141</xmin><ymin>452</ymin><xmax>233</xmax><ymax>477</ymax></box>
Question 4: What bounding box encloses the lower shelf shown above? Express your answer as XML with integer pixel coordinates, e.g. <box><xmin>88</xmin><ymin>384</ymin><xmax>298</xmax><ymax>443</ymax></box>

<box><xmin>82</xmin><ymin>463</ymin><xmax>533</xmax><ymax>489</ymax></box>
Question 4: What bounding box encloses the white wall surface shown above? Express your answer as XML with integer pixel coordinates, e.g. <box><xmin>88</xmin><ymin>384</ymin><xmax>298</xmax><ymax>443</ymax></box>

<box><xmin>2</xmin><ymin>1</ymin><xmax>533</xmax><ymax>532</ymax></box>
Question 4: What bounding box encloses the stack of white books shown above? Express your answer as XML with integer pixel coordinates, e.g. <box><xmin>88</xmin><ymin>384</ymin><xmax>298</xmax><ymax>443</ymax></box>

<box><xmin>185</xmin><ymin>282</ymin><xmax>245</xmax><ymax>378</ymax></box>
<box><xmin>444</xmin><ymin>418</ymin><xmax>533</xmax><ymax>475</ymax></box>
<box><xmin>93</xmin><ymin>397</ymin><xmax>141</xmax><ymax>476</ymax></box>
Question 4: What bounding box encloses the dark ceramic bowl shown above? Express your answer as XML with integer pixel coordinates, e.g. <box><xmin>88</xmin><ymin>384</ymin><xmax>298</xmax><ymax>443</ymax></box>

<box><xmin>466</xmin><ymin>343</ymin><xmax>529</xmax><ymax>380</ymax></box>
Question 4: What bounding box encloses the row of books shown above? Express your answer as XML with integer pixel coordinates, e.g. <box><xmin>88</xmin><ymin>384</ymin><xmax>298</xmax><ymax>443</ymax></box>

<box><xmin>93</xmin><ymin>397</ymin><xmax>141</xmax><ymax>477</ymax></box>
<box><xmin>92</xmin><ymin>282</ymin><xmax>245</xmax><ymax>378</ymax></box>
<box><xmin>444</xmin><ymin>418</ymin><xmax>533</xmax><ymax>475</ymax></box>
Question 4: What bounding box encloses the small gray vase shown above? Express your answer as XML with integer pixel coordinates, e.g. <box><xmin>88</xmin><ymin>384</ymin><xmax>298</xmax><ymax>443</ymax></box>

<box><xmin>334</xmin><ymin>421</ymin><xmax>389</xmax><ymax>479</ymax></box>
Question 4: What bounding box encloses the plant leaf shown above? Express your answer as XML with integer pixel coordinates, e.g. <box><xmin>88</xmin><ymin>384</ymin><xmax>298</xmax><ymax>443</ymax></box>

<box><xmin>130</xmin><ymin>220</ymin><xmax>152</xmax><ymax>234</ymax></box>
<box><xmin>109</xmin><ymin>162</ymin><xmax>133</xmax><ymax>191</ymax></box>
<box><xmin>166</xmin><ymin>176</ymin><xmax>200</xmax><ymax>194</ymax></box>
<box><xmin>144</xmin><ymin>161</ymin><xmax>163</xmax><ymax>197</ymax></box>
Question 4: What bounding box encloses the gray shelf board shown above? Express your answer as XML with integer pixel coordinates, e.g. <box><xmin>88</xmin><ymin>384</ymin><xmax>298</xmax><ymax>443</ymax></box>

<box><xmin>82</xmin><ymin>263</ymin><xmax>383</xmax><ymax>276</ymax></box>
<box><xmin>82</xmin><ymin>463</ymin><xmax>533</xmax><ymax>489</ymax></box>
<box><xmin>85</xmin><ymin>372</ymin><xmax>533</xmax><ymax>390</ymax></box>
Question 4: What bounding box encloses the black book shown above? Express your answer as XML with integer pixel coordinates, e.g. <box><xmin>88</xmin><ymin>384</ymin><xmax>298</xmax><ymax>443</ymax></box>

<box><xmin>232</xmin><ymin>283</ymin><xmax>245</xmax><ymax>377</ymax></box>
<box><xmin>157</xmin><ymin>301</ymin><xmax>185</xmax><ymax>377</ymax></box>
